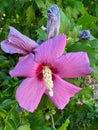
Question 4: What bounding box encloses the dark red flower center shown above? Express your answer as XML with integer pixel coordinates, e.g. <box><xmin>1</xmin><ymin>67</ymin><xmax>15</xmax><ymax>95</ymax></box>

<box><xmin>35</xmin><ymin>64</ymin><xmax>57</xmax><ymax>96</ymax></box>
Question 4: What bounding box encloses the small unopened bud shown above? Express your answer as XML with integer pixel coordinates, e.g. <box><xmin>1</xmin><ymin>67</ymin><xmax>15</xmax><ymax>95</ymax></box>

<box><xmin>79</xmin><ymin>30</ymin><xmax>91</xmax><ymax>40</ymax></box>
<box><xmin>45</xmin><ymin>114</ymin><xmax>50</xmax><ymax>120</ymax></box>
<box><xmin>50</xmin><ymin>110</ymin><xmax>56</xmax><ymax>115</ymax></box>
<box><xmin>47</xmin><ymin>4</ymin><xmax>60</xmax><ymax>39</ymax></box>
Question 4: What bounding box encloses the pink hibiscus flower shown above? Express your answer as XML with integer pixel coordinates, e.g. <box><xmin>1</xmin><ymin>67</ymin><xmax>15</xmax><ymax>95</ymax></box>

<box><xmin>1</xmin><ymin>26</ymin><xmax>38</xmax><ymax>54</ymax></box>
<box><xmin>9</xmin><ymin>34</ymin><xmax>92</xmax><ymax>112</ymax></box>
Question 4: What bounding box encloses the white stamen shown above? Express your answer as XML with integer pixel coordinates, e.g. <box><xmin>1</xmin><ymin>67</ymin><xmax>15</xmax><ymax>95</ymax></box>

<box><xmin>42</xmin><ymin>66</ymin><xmax>54</xmax><ymax>96</ymax></box>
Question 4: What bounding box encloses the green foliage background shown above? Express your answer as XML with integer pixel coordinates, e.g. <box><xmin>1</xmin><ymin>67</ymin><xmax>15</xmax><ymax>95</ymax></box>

<box><xmin>0</xmin><ymin>0</ymin><xmax>98</xmax><ymax>130</ymax></box>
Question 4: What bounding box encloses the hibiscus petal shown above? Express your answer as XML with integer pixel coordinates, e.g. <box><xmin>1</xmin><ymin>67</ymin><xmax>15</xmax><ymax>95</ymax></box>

<box><xmin>45</xmin><ymin>75</ymin><xmax>81</xmax><ymax>110</ymax></box>
<box><xmin>34</xmin><ymin>34</ymin><xmax>66</xmax><ymax>64</ymax></box>
<box><xmin>16</xmin><ymin>77</ymin><xmax>46</xmax><ymax>112</ymax></box>
<box><xmin>1</xmin><ymin>40</ymin><xmax>26</xmax><ymax>54</ymax></box>
<box><xmin>53</xmin><ymin>52</ymin><xmax>92</xmax><ymax>78</ymax></box>
<box><xmin>10</xmin><ymin>53</ymin><xmax>39</xmax><ymax>78</ymax></box>
<box><xmin>1</xmin><ymin>26</ymin><xmax>38</xmax><ymax>54</ymax></box>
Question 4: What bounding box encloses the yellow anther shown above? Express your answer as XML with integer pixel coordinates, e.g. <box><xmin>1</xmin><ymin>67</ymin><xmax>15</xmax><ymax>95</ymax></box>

<box><xmin>42</xmin><ymin>66</ymin><xmax>53</xmax><ymax>96</ymax></box>
<box><xmin>67</xmin><ymin>37</ymin><xmax>71</xmax><ymax>41</ymax></box>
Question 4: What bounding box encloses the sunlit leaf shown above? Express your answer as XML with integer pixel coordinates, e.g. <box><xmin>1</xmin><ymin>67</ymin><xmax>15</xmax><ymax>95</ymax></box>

<box><xmin>10</xmin><ymin>109</ymin><xmax>20</xmax><ymax>126</ymax></box>
<box><xmin>0</xmin><ymin>109</ymin><xmax>7</xmax><ymax>118</ymax></box>
<box><xmin>77</xmin><ymin>14</ymin><xmax>98</xmax><ymax>28</ymax></box>
<box><xmin>26</xmin><ymin>5</ymin><xmax>35</xmax><ymax>26</ymax></box>
<box><xmin>18</xmin><ymin>124</ymin><xmax>31</xmax><ymax>130</ymax></box>
<box><xmin>34</xmin><ymin>0</ymin><xmax>45</xmax><ymax>9</ymax></box>
<box><xmin>58</xmin><ymin>119</ymin><xmax>70</xmax><ymax>130</ymax></box>
<box><xmin>60</xmin><ymin>9</ymin><xmax>71</xmax><ymax>34</ymax></box>
<box><xmin>36</xmin><ymin>29</ymin><xmax>47</xmax><ymax>40</ymax></box>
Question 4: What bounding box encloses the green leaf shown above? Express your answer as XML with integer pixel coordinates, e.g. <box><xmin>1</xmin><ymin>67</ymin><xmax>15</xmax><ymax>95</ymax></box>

<box><xmin>41</xmin><ymin>126</ymin><xmax>53</xmax><ymax>130</ymax></box>
<box><xmin>18</xmin><ymin>124</ymin><xmax>31</xmax><ymax>130</ymax></box>
<box><xmin>58</xmin><ymin>119</ymin><xmax>70</xmax><ymax>130</ymax></box>
<box><xmin>5</xmin><ymin>119</ymin><xmax>17</xmax><ymax>130</ymax></box>
<box><xmin>95</xmin><ymin>5</ymin><xmax>98</xmax><ymax>17</ymax></box>
<box><xmin>0</xmin><ymin>99</ymin><xmax>16</xmax><ymax>109</ymax></box>
<box><xmin>34</xmin><ymin>0</ymin><xmax>45</xmax><ymax>9</ymax></box>
<box><xmin>60</xmin><ymin>9</ymin><xmax>71</xmax><ymax>34</ymax></box>
<box><xmin>36</xmin><ymin>29</ymin><xmax>47</xmax><ymax>40</ymax></box>
<box><xmin>68</xmin><ymin>25</ymin><xmax>82</xmax><ymax>41</ymax></box>
<box><xmin>0</xmin><ymin>109</ymin><xmax>7</xmax><ymax>118</ymax></box>
<box><xmin>0</xmin><ymin>60</ymin><xmax>10</xmax><ymax>68</ymax></box>
<box><xmin>0</xmin><ymin>55</ymin><xmax>7</xmax><ymax>61</ymax></box>
<box><xmin>77</xmin><ymin>14</ymin><xmax>98</xmax><ymax>29</ymax></box>
<box><xmin>0</xmin><ymin>55</ymin><xmax>10</xmax><ymax>68</ymax></box>
<box><xmin>10</xmin><ymin>109</ymin><xmax>20</xmax><ymax>126</ymax></box>
<box><xmin>93</xmin><ymin>66</ymin><xmax>98</xmax><ymax>81</ymax></box>
<box><xmin>26</xmin><ymin>5</ymin><xmax>35</xmax><ymax>26</ymax></box>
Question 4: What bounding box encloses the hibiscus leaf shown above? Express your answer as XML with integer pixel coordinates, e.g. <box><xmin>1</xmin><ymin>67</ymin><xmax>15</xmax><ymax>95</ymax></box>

<box><xmin>5</xmin><ymin>119</ymin><xmax>17</xmax><ymax>130</ymax></box>
<box><xmin>77</xmin><ymin>14</ymin><xmax>98</xmax><ymax>29</ymax></box>
<box><xmin>0</xmin><ymin>109</ymin><xmax>7</xmax><ymax>119</ymax></box>
<box><xmin>60</xmin><ymin>9</ymin><xmax>71</xmax><ymax>34</ymax></box>
<box><xmin>26</xmin><ymin>5</ymin><xmax>35</xmax><ymax>26</ymax></box>
<box><xmin>58</xmin><ymin>118</ymin><xmax>70</xmax><ymax>130</ymax></box>
<box><xmin>36</xmin><ymin>29</ymin><xmax>47</xmax><ymax>41</ymax></box>
<box><xmin>0</xmin><ymin>99</ymin><xmax>16</xmax><ymax>109</ymax></box>
<box><xmin>18</xmin><ymin>124</ymin><xmax>31</xmax><ymax>130</ymax></box>
<box><xmin>34</xmin><ymin>0</ymin><xmax>45</xmax><ymax>9</ymax></box>
<box><xmin>9</xmin><ymin>109</ymin><xmax>20</xmax><ymax>127</ymax></box>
